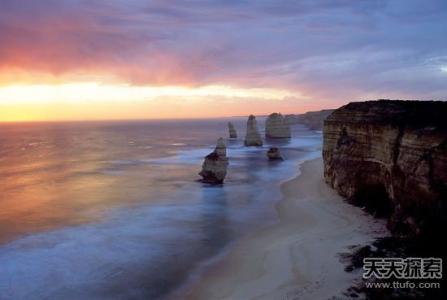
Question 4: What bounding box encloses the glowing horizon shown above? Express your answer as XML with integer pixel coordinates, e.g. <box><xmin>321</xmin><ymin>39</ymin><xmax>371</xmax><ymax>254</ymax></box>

<box><xmin>0</xmin><ymin>82</ymin><xmax>318</xmax><ymax>122</ymax></box>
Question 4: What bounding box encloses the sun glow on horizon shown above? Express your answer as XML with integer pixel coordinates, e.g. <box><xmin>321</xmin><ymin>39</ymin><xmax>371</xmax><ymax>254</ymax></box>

<box><xmin>0</xmin><ymin>82</ymin><xmax>305</xmax><ymax>122</ymax></box>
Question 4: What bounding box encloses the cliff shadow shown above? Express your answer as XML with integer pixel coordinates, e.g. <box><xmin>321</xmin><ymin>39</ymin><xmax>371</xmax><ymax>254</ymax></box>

<box><xmin>350</xmin><ymin>183</ymin><xmax>393</xmax><ymax>218</ymax></box>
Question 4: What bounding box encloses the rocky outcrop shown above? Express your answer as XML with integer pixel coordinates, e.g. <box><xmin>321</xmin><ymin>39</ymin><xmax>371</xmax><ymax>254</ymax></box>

<box><xmin>199</xmin><ymin>138</ymin><xmax>229</xmax><ymax>184</ymax></box>
<box><xmin>284</xmin><ymin>110</ymin><xmax>334</xmax><ymax>129</ymax></box>
<box><xmin>323</xmin><ymin>100</ymin><xmax>447</xmax><ymax>238</ymax></box>
<box><xmin>228</xmin><ymin>122</ymin><xmax>237</xmax><ymax>139</ymax></box>
<box><xmin>244</xmin><ymin>115</ymin><xmax>263</xmax><ymax>146</ymax></box>
<box><xmin>284</xmin><ymin>114</ymin><xmax>300</xmax><ymax>125</ymax></box>
<box><xmin>296</xmin><ymin>109</ymin><xmax>334</xmax><ymax>130</ymax></box>
<box><xmin>267</xmin><ymin>147</ymin><xmax>283</xmax><ymax>160</ymax></box>
<box><xmin>265</xmin><ymin>113</ymin><xmax>291</xmax><ymax>138</ymax></box>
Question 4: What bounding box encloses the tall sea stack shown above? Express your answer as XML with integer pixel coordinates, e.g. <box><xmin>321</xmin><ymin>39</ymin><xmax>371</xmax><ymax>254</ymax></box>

<box><xmin>323</xmin><ymin>100</ymin><xmax>447</xmax><ymax>238</ymax></box>
<box><xmin>244</xmin><ymin>115</ymin><xmax>263</xmax><ymax>146</ymax></box>
<box><xmin>228</xmin><ymin>122</ymin><xmax>237</xmax><ymax>139</ymax></box>
<box><xmin>199</xmin><ymin>138</ymin><xmax>229</xmax><ymax>184</ymax></box>
<box><xmin>265</xmin><ymin>113</ymin><xmax>291</xmax><ymax>138</ymax></box>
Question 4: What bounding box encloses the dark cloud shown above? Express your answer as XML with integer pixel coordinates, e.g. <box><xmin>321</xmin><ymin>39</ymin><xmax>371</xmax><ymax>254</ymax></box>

<box><xmin>0</xmin><ymin>0</ymin><xmax>446</xmax><ymax>100</ymax></box>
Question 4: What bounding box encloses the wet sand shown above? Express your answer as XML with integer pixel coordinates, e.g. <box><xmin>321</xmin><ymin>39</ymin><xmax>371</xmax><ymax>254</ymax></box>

<box><xmin>180</xmin><ymin>158</ymin><xmax>387</xmax><ymax>300</ymax></box>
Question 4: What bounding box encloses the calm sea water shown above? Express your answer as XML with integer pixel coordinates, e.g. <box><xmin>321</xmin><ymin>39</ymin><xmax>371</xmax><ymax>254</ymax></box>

<box><xmin>0</xmin><ymin>118</ymin><xmax>321</xmax><ymax>299</ymax></box>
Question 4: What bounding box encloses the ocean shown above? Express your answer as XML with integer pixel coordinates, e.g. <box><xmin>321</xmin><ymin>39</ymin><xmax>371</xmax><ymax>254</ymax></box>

<box><xmin>0</xmin><ymin>118</ymin><xmax>322</xmax><ymax>299</ymax></box>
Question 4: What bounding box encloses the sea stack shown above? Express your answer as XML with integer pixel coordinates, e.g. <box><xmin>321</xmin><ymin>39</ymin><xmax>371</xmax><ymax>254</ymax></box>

<box><xmin>199</xmin><ymin>138</ymin><xmax>229</xmax><ymax>184</ymax></box>
<box><xmin>244</xmin><ymin>115</ymin><xmax>263</xmax><ymax>146</ymax></box>
<box><xmin>265</xmin><ymin>113</ymin><xmax>291</xmax><ymax>138</ymax></box>
<box><xmin>267</xmin><ymin>147</ymin><xmax>283</xmax><ymax>160</ymax></box>
<box><xmin>228</xmin><ymin>122</ymin><xmax>237</xmax><ymax>138</ymax></box>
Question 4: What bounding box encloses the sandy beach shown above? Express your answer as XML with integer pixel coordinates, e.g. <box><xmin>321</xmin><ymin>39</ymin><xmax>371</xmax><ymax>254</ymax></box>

<box><xmin>180</xmin><ymin>158</ymin><xmax>388</xmax><ymax>300</ymax></box>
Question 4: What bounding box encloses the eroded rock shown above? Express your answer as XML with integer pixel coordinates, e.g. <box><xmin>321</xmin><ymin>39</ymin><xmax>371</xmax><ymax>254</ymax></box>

<box><xmin>265</xmin><ymin>113</ymin><xmax>291</xmax><ymax>138</ymax></box>
<box><xmin>244</xmin><ymin>115</ymin><xmax>263</xmax><ymax>146</ymax></box>
<box><xmin>228</xmin><ymin>122</ymin><xmax>237</xmax><ymax>139</ymax></box>
<box><xmin>199</xmin><ymin>138</ymin><xmax>229</xmax><ymax>184</ymax></box>
<box><xmin>267</xmin><ymin>147</ymin><xmax>283</xmax><ymax>160</ymax></box>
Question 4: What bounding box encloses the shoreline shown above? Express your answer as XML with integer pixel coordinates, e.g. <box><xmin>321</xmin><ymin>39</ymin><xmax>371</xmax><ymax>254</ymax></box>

<box><xmin>178</xmin><ymin>157</ymin><xmax>388</xmax><ymax>300</ymax></box>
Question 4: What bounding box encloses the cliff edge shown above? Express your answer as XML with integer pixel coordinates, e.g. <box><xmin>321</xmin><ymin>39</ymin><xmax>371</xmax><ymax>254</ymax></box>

<box><xmin>323</xmin><ymin>100</ymin><xmax>447</xmax><ymax>238</ymax></box>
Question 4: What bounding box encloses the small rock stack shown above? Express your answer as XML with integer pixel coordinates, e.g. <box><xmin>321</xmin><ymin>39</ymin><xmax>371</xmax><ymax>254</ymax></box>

<box><xmin>267</xmin><ymin>147</ymin><xmax>283</xmax><ymax>160</ymax></box>
<box><xmin>244</xmin><ymin>115</ymin><xmax>263</xmax><ymax>146</ymax></box>
<box><xmin>199</xmin><ymin>138</ymin><xmax>229</xmax><ymax>184</ymax></box>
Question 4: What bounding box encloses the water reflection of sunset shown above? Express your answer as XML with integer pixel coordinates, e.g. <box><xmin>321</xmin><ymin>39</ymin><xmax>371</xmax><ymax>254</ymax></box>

<box><xmin>0</xmin><ymin>122</ymin><xmax>203</xmax><ymax>244</ymax></box>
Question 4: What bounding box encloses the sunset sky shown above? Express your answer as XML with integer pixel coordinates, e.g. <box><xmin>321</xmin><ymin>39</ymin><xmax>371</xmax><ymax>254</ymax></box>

<box><xmin>0</xmin><ymin>0</ymin><xmax>446</xmax><ymax>121</ymax></box>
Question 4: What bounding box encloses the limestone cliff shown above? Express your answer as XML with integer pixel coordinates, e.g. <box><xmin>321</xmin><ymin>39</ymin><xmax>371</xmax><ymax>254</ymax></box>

<box><xmin>323</xmin><ymin>100</ymin><xmax>447</xmax><ymax>238</ymax></box>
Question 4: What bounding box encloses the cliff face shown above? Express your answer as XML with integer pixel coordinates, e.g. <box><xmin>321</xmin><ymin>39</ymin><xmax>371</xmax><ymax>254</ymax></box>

<box><xmin>323</xmin><ymin>100</ymin><xmax>447</xmax><ymax>238</ymax></box>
